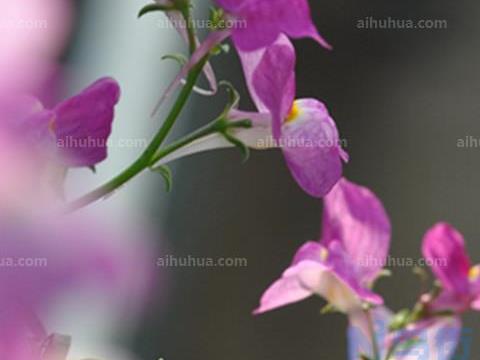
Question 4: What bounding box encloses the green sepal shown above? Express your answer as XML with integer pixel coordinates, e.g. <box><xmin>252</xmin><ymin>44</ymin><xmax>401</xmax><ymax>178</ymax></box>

<box><xmin>320</xmin><ymin>303</ymin><xmax>339</xmax><ymax>314</ymax></box>
<box><xmin>209</xmin><ymin>7</ymin><xmax>227</xmax><ymax>30</ymax></box>
<box><xmin>150</xmin><ymin>165</ymin><xmax>173</xmax><ymax>192</ymax></box>
<box><xmin>222</xmin><ymin>132</ymin><xmax>250</xmax><ymax>163</ymax></box>
<box><xmin>161</xmin><ymin>53</ymin><xmax>188</xmax><ymax>66</ymax></box>
<box><xmin>388</xmin><ymin>308</ymin><xmax>411</xmax><ymax>331</ymax></box>
<box><xmin>360</xmin><ymin>354</ymin><xmax>373</xmax><ymax>360</ymax></box>
<box><xmin>138</xmin><ymin>3</ymin><xmax>173</xmax><ymax>18</ymax></box>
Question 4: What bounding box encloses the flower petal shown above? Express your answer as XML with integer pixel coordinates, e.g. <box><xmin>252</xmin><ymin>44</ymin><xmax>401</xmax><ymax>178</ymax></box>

<box><xmin>238</xmin><ymin>34</ymin><xmax>295</xmax><ymax>139</ymax></box>
<box><xmin>321</xmin><ymin>178</ymin><xmax>391</xmax><ymax>283</ymax></box>
<box><xmin>281</xmin><ymin>99</ymin><xmax>344</xmax><ymax>197</ymax></box>
<box><xmin>422</xmin><ymin>223</ymin><xmax>471</xmax><ymax>294</ymax></box>
<box><xmin>217</xmin><ymin>0</ymin><xmax>331</xmax><ymax>51</ymax></box>
<box><xmin>53</xmin><ymin>77</ymin><xmax>120</xmax><ymax>167</ymax></box>
<box><xmin>253</xmin><ymin>273</ymin><xmax>313</xmax><ymax>315</ymax></box>
<box><xmin>255</xmin><ymin>241</ymin><xmax>383</xmax><ymax>315</ymax></box>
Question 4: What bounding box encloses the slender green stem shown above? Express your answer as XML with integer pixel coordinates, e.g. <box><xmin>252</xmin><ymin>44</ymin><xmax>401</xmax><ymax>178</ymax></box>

<box><xmin>184</xmin><ymin>9</ymin><xmax>197</xmax><ymax>55</ymax></box>
<box><xmin>365</xmin><ymin>309</ymin><xmax>381</xmax><ymax>360</ymax></box>
<box><xmin>66</xmin><ymin>57</ymin><xmax>208</xmax><ymax>212</ymax></box>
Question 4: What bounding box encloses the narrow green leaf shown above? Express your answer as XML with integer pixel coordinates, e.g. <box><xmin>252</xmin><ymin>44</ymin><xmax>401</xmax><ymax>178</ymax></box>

<box><xmin>138</xmin><ymin>3</ymin><xmax>172</xmax><ymax>18</ymax></box>
<box><xmin>150</xmin><ymin>165</ymin><xmax>173</xmax><ymax>192</ymax></box>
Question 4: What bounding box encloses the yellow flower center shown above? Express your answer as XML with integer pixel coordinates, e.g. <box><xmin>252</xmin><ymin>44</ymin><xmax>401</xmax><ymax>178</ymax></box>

<box><xmin>469</xmin><ymin>266</ymin><xmax>480</xmax><ymax>281</ymax></box>
<box><xmin>285</xmin><ymin>101</ymin><xmax>301</xmax><ymax>123</ymax></box>
<box><xmin>320</xmin><ymin>247</ymin><xmax>329</xmax><ymax>262</ymax></box>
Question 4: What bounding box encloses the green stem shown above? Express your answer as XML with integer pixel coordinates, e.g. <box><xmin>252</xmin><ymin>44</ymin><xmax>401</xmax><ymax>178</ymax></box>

<box><xmin>66</xmin><ymin>57</ymin><xmax>208</xmax><ymax>212</ymax></box>
<box><xmin>184</xmin><ymin>9</ymin><xmax>197</xmax><ymax>55</ymax></box>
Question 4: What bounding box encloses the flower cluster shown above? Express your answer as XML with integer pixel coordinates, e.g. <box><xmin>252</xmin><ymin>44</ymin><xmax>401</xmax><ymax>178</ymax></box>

<box><xmin>0</xmin><ymin>0</ymin><xmax>475</xmax><ymax>359</ymax></box>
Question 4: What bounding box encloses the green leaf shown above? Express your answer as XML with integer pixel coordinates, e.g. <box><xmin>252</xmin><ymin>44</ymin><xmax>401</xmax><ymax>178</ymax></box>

<box><xmin>138</xmin><ymin>3</ymin><xmax>172</xmax><ymax>18</ymax></box>
<box><xmin>150</xmin><ymin>165</ymin><xmax>173</xmax><ymax>192</ymax></box>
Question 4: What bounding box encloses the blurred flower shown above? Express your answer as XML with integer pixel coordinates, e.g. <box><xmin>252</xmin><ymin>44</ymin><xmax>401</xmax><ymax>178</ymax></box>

<box><xmin>0</xmin><ymin>0</ymin><xmax>72</xmax><ymax>94</ymax></box>
<box><xmin>4</xmin><ymin>77</ymin><xmax>121</xmax><ymax>168</ymax></box>
<box><xmin>0</xmin><ymin>213</ymin><xmax>152</xmax><ymax>359</ymax></box>
<box><xmin>422</xmin><ymin>223</ymin><xmax>480</xmax><ymax>313</ymax></box>
<box><xmin>254</xmin><ymin>178</ymin><xmax>391</xmax><ymax>314</ymax></box>
<box><xmin>348</xmin><ymin>307</ymin><xmax>461</xmax><ymax>360</ymax></box>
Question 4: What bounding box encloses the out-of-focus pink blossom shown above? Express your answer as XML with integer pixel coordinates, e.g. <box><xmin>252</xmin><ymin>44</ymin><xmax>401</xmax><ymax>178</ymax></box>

<box><xmin>0</xmin><ymin>0</ymin><xmax>72</xmax><ymax>94</ymax></box>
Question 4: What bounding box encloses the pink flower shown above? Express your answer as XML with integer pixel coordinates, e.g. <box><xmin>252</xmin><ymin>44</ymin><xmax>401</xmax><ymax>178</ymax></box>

<box><xmin>152</xmin><ymin>0</ymin><xmax>330</xmax><ymax>114</ymax></box>
<box><xmin>0</xmin><ymin>0</ymin><xmax>72</xmax><ymax>94</ymax></box>
<box><xmin>236</xmin><ymin>35</ymin><xmax>346</xmax><ymax>196</ymax></box>
<box><xmin>0</xmin><ymin>214</ymin><xmax>152</xmax><ymax>359</ymax></box>
<box><xmin>155</xmin><ymin>36</ymin><xmax>346</xmax><ymax>197</ymax></box>
<box><xmin>422</xmin><ymin>222</ymin><xmax>480</xmax><ymax>313</ymax></box>
<box><xmin>254</xmin><ymin>178</ymin><xmax>391</xmax><ymax>314</ymax></box>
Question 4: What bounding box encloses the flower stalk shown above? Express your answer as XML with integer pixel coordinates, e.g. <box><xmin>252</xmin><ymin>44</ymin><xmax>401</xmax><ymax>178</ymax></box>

<box><xmin>66</xmin><ymin>55</ymin><xmax>209</xmax><ymax>211</ymax></box>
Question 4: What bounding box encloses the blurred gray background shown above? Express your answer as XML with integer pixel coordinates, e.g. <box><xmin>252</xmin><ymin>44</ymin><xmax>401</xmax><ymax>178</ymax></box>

<box><xmin>69</xmin><ymin>0</ymin><xmax>480</xmax><ymax>359</ymax></box>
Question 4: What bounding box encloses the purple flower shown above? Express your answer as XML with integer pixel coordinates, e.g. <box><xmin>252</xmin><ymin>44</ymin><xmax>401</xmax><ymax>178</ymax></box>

<box><xmin>422</xmin><ymin>223</ymin><xmax>480</xmax><ymax>313</ymax></box>
<box><xmin>254</xmin><ymin>178</ymin><xmax>391</xmax><ymax>314</ymax></box>
<box><xmin>215</xmin><ymin>0</ymin><xmax>331</xmax><ymax>51</ymax></box>
<box><xmin>7</xmin><ymin>78</ymin><xmax>121</xmax><ymax>168</ymax></box>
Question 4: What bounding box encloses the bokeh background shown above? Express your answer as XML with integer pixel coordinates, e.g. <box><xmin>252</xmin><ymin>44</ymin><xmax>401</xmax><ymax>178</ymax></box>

<box><xmin>66</xmin><ymin>0</ymin><xmax>480</xmax><ymax>358</ymax></box>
